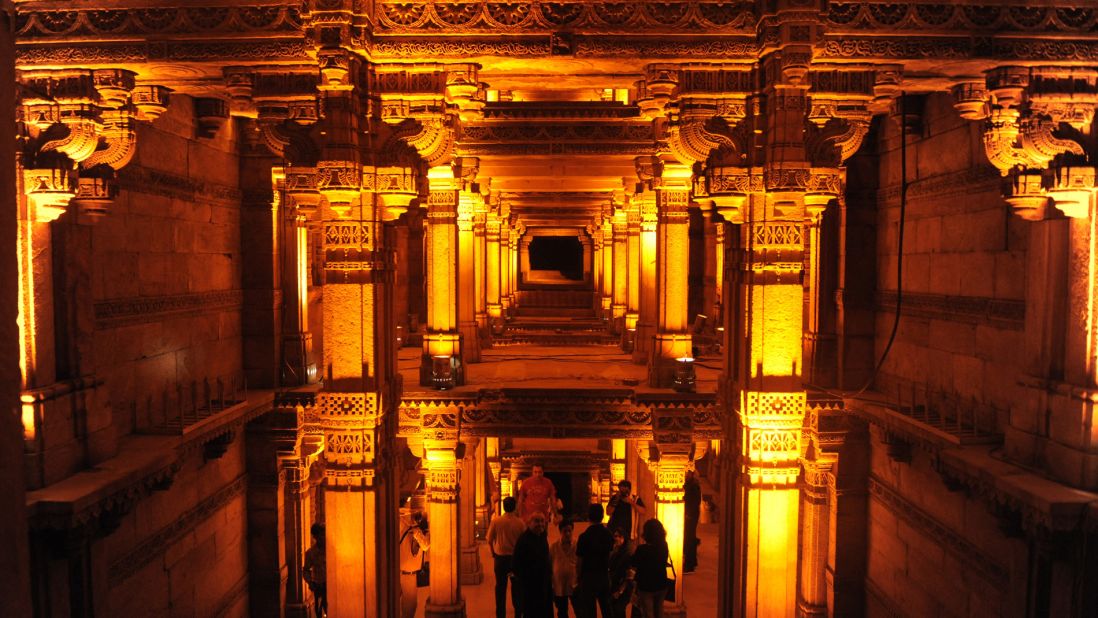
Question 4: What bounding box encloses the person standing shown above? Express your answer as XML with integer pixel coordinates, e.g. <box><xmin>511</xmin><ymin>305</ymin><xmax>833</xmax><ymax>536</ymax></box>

<box><xmin>398</xmin><ymin>511</ymin><xmax>430</xmax><ymax>618</ymax></box>
<box><xmin>487</xmin><ymin>496</ymin><xmax>527</xmax><ymax>618</ymax></box>
<box><xmin>607</xmin><ymin>480</ymin><xmax>646</xmax><ymax>540</ymax></box>
<box><xmin>574</xmin><ymin>503</ymin><xmax>614</xmax><ymax>618</ymax></box>
<box><xmin>518</xmin><ymin>463</ymin><xmax>559</xmax><ymax>524</ymax></box>
<box><xmin>513</xmin><ymin>512</ymin><xmax>554</xmax><ymax>618</ymax></box>
<box><xmin>607</xmin><ymin>527</ymin><xmax>635</xmax><ymax>618</ymax></box>
<box><xmin>550</xmin><ymin>520</ymin><xmax>578</xmax><ymax>618</ymax></box>
<box><xmin>683</xmin><ymin>469</ymin><xmax>701</xmax><ymax>573</ymax></box>
<box><xmin>303</xmin><ymin>523</ymin><xmax>327</xmax><ymax>618</ymax></box>
<box><xmin>628</xmin><ymin>519</ymin><xmax>670</xmax><ymax>618</ymax></box>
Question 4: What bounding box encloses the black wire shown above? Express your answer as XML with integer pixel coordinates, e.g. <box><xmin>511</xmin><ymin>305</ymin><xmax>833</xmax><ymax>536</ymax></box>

<box><xmin>820</xmin><ymin>93</ymin><xmax>909</xmax><ymax>401</ymax></box>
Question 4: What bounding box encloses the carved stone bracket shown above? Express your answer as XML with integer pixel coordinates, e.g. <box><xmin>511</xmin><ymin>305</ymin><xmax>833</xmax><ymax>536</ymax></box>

<box><xmin>18</xmin><ymin>68</ymin><xmax>169</xmax><ymax>222</ymax></box>
<box><xmin>953</xmin><ymin>66</ymin><xmax>1098</xmax><ymax>220</ymax></box>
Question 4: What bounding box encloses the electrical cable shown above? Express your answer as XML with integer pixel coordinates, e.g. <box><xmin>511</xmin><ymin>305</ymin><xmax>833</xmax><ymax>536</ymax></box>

<box><xmin>819</xmin><ymin>92</ymin><xmax>909</xmax><ymax>402</ymax></box>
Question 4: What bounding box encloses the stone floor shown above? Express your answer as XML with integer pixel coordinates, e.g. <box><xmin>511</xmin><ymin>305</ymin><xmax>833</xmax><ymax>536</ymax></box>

<box><xmin>413</xmin><ymin>522</ymin><xmax>720</xmax><ymax>617</ymax></box>
<box><xmin>399</xmin><ymin>345</ymin><xmax>722</xmax><ymax>395</ymax></box>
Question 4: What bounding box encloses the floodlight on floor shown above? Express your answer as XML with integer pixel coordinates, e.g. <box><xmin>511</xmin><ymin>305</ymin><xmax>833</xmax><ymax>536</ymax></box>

<box><xmin>432</xmin><ymin>355</ymin><xmax>456</xmax><ymax>390</ymax></box>
<box><xmin>673</xmin><ymin>356</ymin><xmax>696</xmax><ymax>393</ymax></box>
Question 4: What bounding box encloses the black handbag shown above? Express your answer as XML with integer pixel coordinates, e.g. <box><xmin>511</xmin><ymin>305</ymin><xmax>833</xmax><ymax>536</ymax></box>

<box><xmin>664</xmin><ymin>556</ymin><xmax>677</xmax><ymax>602</ymax></box>
<box><xmin>416</xmin><ymin>559</ymin><xmax>430</xmax><ymax>588</ymax></box>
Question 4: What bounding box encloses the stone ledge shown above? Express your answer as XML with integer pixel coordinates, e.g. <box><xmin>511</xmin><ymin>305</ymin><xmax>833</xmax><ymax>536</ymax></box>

<box><xmin>26</xmin><ymin>390</ymin><xmax>274</xmax><ymax>534</ymax></box>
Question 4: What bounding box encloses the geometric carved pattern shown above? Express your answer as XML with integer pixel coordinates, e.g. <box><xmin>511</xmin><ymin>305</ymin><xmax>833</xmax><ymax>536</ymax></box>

<box><xmin>317</xmin><ymin>393</ymin><xmax>375</xmax><ymax>419</ymax></box>
<box><xmin>323</xmin><ymin>223</ymin><xmax>369</xmax><ymax>246</ymax></box>
<box><xmin>752</xmin><ymin>223</ymin><xmax>803</xmax><ymax>246</ymax></box>
<box><xmin>748</xmin><ymin>429</ymin><xmax>799</xmax><ymax>455</ymax></box>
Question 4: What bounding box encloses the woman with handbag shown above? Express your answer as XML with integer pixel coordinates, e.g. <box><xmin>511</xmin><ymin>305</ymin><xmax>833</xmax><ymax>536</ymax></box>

<box><xmin>627</xmin><ymin>518</ymin><xmax>670</xmax><ymax>618</ymax></box>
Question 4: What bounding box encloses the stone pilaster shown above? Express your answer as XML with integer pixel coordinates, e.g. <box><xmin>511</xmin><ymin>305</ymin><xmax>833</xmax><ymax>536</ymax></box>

<box><xmin>797</xmin><ymin>460</ymin><xmax>831</xmax><ymax>618</ymax></box>
<box><xmin>649</xmin><ymin>163</ymin><xmax>693</xmax><ymax>388</ymax></box>
<box><xmin>274</xmin><ymin>169</ymin><xmax>315</xmax><ymax>386</ymax></box>
<box><xmin>625</xmin><ymin>199</ymin><xmax>641</xmax><ymax>339</ymax></box>
<box><xmin>611</xmin><ymin>208</ymin><xmax>628</xmax><ymax>333</ymax></box>
<box><xmin>486</xmin><ymin>212</ymin><xmax>502</xmax><ymax>322</ymax></box>
<box><xmin>601</xmin><ymin>214</ymin><xmax>614</xmax><ymax>319</ymax></box>
<box><xmin>423</xmin><ymin>412</ymin><xmax>465</xmax><ymax>618</ymax></box>
<box><xmin>459</xmin><ymin>437</ymin><xmax>483</xmax><ymax>584</ymax></box>
<box><xmin>651</xmin><ymin>407</ymin><xmax>695</xmax><ymax>617</ymax></box>
<box><xmin>456</xmin><ymin>159</ymin><xmax>481</xmax><ymax>365</ymax></box>
<box><xmin>421</xmin><ymin>165</ymin><xmax>464</xmax><ymax>386</ymax></box>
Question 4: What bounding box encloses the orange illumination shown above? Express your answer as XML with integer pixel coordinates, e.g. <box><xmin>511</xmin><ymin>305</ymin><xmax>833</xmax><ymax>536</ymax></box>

<box><xmin>21</xmin><ymin>395</ymin><xmax>36</xmax><ymax>441</ymax></box>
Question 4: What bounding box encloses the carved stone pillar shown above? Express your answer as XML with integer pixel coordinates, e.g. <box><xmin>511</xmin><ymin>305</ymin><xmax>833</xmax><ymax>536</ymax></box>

<box><xmin>509</xmin><ymin>227</ymin><xmax>521</xmax><ymax>315</ymax></box>
<box><xmin>611</xmin><ymin>209</ymin><xmax>628</xmax><ymax>333</ymax></box>
<box><xmin>713</xmin><ymin>215</ymin><xmax>725</xmax><ymax>324</ymax></box>
<box><xmin>421</xmin><ymin>165</ymin><xmax>464</xmax><ymax>386</ymax></box>
<box><xmin>797</xmin><ymin>460</ymin><xmax>831</xmax><ymax>617</ymax></box>
<box><xmin>634</xmin><ymin>188</ymin><xmax>659</xmax><ymax>363</ymax></box>
<box><xmin>457</xmin><ymin>167</ymin><xmax>481</xmax><ymax>364</ymax></box>
<box><xmin>274</xmin><ymin>169</ymin><xmax>315</xmax><ymax>386</ymax></box>
<box><xmin>649</xmin><ymin>163</ymin><xmax>693</xmax><ymax>388</ymax></box>
<box><xmin>651</xmin><ymin>409</ymin><xmax>695</xmax><ymax>617</ymax></box>
<box><xmin>601</xmin><ymin>216</ymin><xmax>614</xmax><ymax>319</ymax></box>
<box><xmin>475</xmin><ymin>435</ymin><xmax>490</xmax><ymax>537</ymax></box>
<box><xmin>625</xmin><ymin>201</ymin><xmax>641</xmax><ymax>340</ymax></box>
<box><xmin>474</xmin><ymin>210</ymin><xmax>488</xmax><ymax>341</ymax></box>
<box><xmin>486</xmin><ymin>214</ymin><xmax>502</xmax><ymax>322</ymax></box>
<box><xmin>486</xmin><ymin>437</ymin><xmax>502</xmax><ymax>514</ymax></box>
<box><xmin>500</xmin><ymin>222</ymin><xmax>513</xmax><ymax>317</ymax></box>
<box><xmin>424</xmin><ymin>422</ymin><xmax>465</xmax><ymax>618</ymax></box>
<box><xmin>459</xmin><ymin>437</ymin><xmax>483</xmax><ymax>584</ymax></box>
<box><xmin>699</xmin><ymin>202</ymin><xmax>718</xmax><ymax>329</ymax></box>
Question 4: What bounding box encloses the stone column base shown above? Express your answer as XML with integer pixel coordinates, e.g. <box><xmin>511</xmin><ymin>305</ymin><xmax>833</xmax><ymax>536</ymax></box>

<box><xmin>425</xmin><ymin>600</ymin><xmax>467</xmax><ymax>618</ymax></box>
<box><xmin>459</xmin><ymin>544</ymin><xmax>483</xmax><ymax>585</ymax></box>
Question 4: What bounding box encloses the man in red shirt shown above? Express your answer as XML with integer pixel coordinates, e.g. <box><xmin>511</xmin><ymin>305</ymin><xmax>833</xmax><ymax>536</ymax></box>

<box><xmin>517</xmin><ymin>463</ymin><xmax>558</xmax><ymax>524</ymax></box>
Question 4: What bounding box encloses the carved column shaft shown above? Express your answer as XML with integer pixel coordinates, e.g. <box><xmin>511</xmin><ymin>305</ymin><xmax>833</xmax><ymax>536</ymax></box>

<box><xmin>500</xmin><ymin>223</ymin><xmax>513</xmax><ymax>316</ymax></box>
<box><xmin>275</xmin><ymin>170</ymin><xmax>314</xmax><ymax>386</ymax></box>
<box><xmin>459</xmin><ymin>437</ymin><xmax>483</xmax><ymax>584</ymax></box>
<box><xmin>457</xmin><ymin>191</ymin><xmax>480</xmax><ymax>364</ymax></box>
<box><xmin>649</xmin><ymin>165</ymin><xmax>693</xmax><ymax>387</ymax></box>
<box><xmin>486</xmin><ymin>216</ymin><xmax>502</xmax><ymax>320</ymax></box>
<box><xmin>601</xmin><ymin>219</ymin><xmax>614</xmax><ymax>318</ymax></box>
<box><xmin>421</xmin><ymin>167</ymin><xmax>463</xmax><ymax>386</ymax></box>
<box><xmin>424</xmin><ymin>438</ymin><xmax>464</xmax><ymax>617</ymax></box>
<box><xmin>612</xmin><ymin>211</ymin><xmax>628</xmax><ymax>330</ymax></box>
<box><xmin>474</xmin><ymin>212</ymin><xmax>487</xmax><ymax>334</ymax></box>
<box><xmin>797</xmin><ymin>463</ymin><xmax>830</xmax><ymax>617</ymax></box>
<box><xmin>634</xmin><ymin>194</ymin><xmax>659</xmax><ymax>363</ymax></box>
<box><xmin>625</xmin><ymin>204</ymin><xmax>641</xmax><ymax>332</ymax></box>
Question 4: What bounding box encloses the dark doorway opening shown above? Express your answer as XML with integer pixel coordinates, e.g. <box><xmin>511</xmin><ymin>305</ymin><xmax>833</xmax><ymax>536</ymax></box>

<box><xmin>544</xmin><ymin>471</ymin><xmax>591</xmax><ymax>521</ymax></box>
<box><xmin>529</xmin><ymin>236</ymin><xmax>584</xmax><ymax>281</ymax></box>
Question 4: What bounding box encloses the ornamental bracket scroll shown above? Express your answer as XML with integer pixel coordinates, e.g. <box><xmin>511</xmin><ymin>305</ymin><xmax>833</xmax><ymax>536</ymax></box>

<box><xmin>18</xmin><ymin>68</ymin><xmax>171</xmax><ymax>223</ymax></box>
<box><xmin>951</xmin><ymin>66</ymin><xmax>1098</xmax><ymax>221</ymax></box>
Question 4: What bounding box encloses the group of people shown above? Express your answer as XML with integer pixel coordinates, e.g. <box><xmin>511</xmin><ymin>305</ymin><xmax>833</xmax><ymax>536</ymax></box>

<box><xmin>489</xmin><ymin>464</ymin><xmax>693</xmax><ymax>618</ymax></box>
<box><xmin>301</xmin><ymin>463</ymin><xmax>703</xmax><ymax>618</ymax></box>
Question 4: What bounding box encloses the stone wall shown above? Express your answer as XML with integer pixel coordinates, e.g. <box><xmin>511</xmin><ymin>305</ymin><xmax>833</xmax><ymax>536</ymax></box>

<box><xmin>91</xmin><ymin>95</ymin><xmax>244</xmax><ymax>438</ymax></box>
<box><xmin>874</xmin><ymin>92</ymin><xmax>1027</xmax><ymax>423</ymax></box>
<box><xmin>864</xmin><ymin>426</ymin><xmax>1027</xmax><ymax>618</ymax></box>
<box><xmin>865</xmin><ymin>92</ymin><xmax>1031</xmax><ymax>616</ymax></box>
<box><xmin>0</xmin><ymin>1</ymin><xmax>34</xmax><ymax>613</ymax></box>
<box><xmin>102</xmin><ymin>442</ymin><xmax>250</xmax><ymax>617</ymax></box>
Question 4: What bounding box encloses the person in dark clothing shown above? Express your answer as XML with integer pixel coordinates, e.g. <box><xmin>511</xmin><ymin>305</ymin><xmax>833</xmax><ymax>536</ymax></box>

<box><xmin>683</xmin><ymin>469</ymin><xmax>701</xmax><ymax>573</ymax></box>
<box><xmin>575</xmin><ymin>503</ymin><xmax>614</xmax><ymax>618</ymax></box>
<box><xmin>608</xmin><ymin>527</ymin><xmax>635</xmax><ymax>618</ymax></box>
<box><xmin>606</xmin><ymin>480</ymin><xmax>646</xmax><ymax>540</ymax></box>
<box><xmin>513</xmin><ymin>512</ymin><xmax>554</xmax><ymax>618</ymax></box>
<box><xmin>628</xmin><ymin>518</ymin><xmax>670</xmax><ymax>618</ymax></box>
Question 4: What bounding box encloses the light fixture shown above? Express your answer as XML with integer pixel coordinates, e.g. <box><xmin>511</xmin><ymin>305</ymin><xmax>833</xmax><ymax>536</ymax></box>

<box><xmin>622</xmin><ymin>328</ymin><xmax>636</xmax><ymax>353</ymax></box>
<box><xmin>673</xmin><ymin>357</ymin><xmax>696</xmax><ymax>393</ymax></box>
<box><xmin>432</xmin><ymin>355</ymin><xmax>456</xmax><ymax>390</ymax></box>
